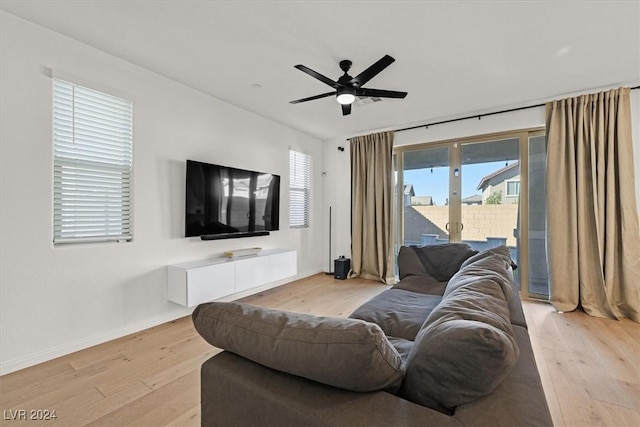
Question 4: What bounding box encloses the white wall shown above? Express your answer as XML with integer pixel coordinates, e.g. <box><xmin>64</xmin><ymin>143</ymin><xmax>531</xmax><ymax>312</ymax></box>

<box><xmin>323</xmin><ymin>91</ymin><xmax>640</xmax><ymax>271</ymax></box>
<box><xmin>0</xmin><ymin>12</ymin><xmax>324</xmax><ymax>374</ymax></box>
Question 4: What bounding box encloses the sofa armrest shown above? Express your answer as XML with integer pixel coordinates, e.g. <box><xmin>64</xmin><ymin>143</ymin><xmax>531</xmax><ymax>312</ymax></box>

<box><xmin>201</xmin><ymin>351</ymin><xmax>462</xmax><ymax>427</ymax></box>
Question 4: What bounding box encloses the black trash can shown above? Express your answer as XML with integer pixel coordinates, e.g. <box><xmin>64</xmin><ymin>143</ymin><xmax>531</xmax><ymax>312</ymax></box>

<box><xmin>334</xmin><ymin>256</ymin><xmax>350</xmax><ymax>280</ymax></box>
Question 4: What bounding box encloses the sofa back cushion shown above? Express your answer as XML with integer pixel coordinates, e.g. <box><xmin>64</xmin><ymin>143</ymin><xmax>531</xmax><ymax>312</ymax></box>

<box><xmin>444</xmin><ymin>250</ymin><xmax>515</xmax><ymax>302</ymax></box>
<box><xmin>193</xmin><ymin>302</ymin><xmax>404</xmax><ymax>392</ymax></box>
<box><xmin>459</xmin><ymin>244</ymin><xmax>517</xmax><ymax>270</ymax></box>
<box><xmin>398</xmin><ymin>243</ymin><xmax>478</xmax><ymax>281</ymax></box>
<box><xmin>400</xmin><ymin>278</ymin><xmax>519</xmax><ymax>412</ymax></box>
<box><xmin>445</xmin><ymin>245</ymin><xmax>527</xmax><ymax>327</ymax></box>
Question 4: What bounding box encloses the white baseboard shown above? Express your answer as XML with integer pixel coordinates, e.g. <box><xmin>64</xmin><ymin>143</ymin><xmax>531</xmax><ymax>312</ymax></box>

<box><xmin>0</xmin><ymin>310</ymin><xmax>190</xmax><ymax>376</ymax></box>
<box><xmin>0</xmin><ymin>270</ymin><xmax>321</xmax><ymax>376</ymax></box>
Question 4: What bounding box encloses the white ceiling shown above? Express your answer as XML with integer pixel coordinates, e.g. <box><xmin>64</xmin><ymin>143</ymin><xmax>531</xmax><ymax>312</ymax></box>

<box><xmin>2</xmin><ymin>0</ymin><xmax>639</xmax><ymax>140</ymax></box>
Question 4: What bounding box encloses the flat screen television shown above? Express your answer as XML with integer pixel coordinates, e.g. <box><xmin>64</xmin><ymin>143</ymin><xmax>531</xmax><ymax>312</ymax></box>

<box><xmin>185</xmin><ymin>160</ymin><xmax>280</xmax><ymax>240</ymax></box>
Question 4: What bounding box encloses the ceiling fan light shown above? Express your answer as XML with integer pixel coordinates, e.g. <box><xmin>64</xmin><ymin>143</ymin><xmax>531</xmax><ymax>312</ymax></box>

<box><xmin>336</xmin><ymin>87</ymin><xmax>356</xmax><ymax>105</ymax></box>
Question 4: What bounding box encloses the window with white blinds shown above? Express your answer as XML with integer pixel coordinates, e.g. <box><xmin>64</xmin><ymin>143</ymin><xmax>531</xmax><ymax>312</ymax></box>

<box><xmin>289</xmin><ymin>149</ymin><xmax>310</xmax><ymax>228</ymax></box>
<box><xmin>53</xmin><ymin>79</ymin><xmax>133</xmax><ymax>244</ymax></box>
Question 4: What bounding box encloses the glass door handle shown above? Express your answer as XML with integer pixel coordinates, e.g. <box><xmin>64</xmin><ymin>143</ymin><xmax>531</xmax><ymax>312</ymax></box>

<box><xmin>447</xmin><ymin>222</ymin><xmax>463</xmax><ymax>232</ymax></box>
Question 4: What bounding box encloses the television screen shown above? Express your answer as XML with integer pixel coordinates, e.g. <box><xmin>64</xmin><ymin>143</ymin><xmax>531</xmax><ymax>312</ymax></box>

<box><xmin>185</xmin><ymin>160</ymin><xmax>280</xmax><ymax>238</ymax></box>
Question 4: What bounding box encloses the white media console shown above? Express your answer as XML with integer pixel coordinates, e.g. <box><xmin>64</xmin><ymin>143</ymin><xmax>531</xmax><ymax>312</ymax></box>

<box><xmin>167</xmin><ymin>248</ymin><xmax>297</xmax><ymax>307</ymax></box>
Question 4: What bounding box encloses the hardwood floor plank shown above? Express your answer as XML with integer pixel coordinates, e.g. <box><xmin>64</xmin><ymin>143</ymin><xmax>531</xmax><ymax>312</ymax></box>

<box><xmin>1</xmin><ymin>274</ymin><xmax>638</xmax><ymax>427</ymax></box>
<box><xmin>595</xmin><ymin>400</ymin><xmax>640</xmax><ymax>427</ymax></box>
<box><xmin>66</xmin><ymin>331</ymin><xmax>151</xmax><ymax>372</ymax></box>
<box><xmin>2</xmin><ymin>337</ymin><xmax>180</xmax><ymax>407</ymax></box>
<box><xmin>620</xmin><ymin>317</ymin><xmax>640</xmax><ymax>345</ymax></box>
<box><xmin>95</xmin><ymin>336</ymin><xmax>210</xmax><ymax>397</ymax></box>
<box><xmin>163</xmin><ymin>403</ymin><xmax>200</xmax><ymax>427</ymax></box>
<box><xmin>141</xmin><ymin>347</ymin><xmax>219</xmax><ymax>390</ymax></box>
<box><xmin>1</xmin><ymin>353</ymin><xmax>127</xmax><ymax>407</ymax></box>
<box><xmin>569</xmin><ymin>312</ymin><xmax>639</xmax><ymax>383</ymax></box>
<box><xmin>522</xmin><ymin>299</ymin><xmax>569</xmax><ymax>350</ymax></box>
<box><xmin>67</xmin><ymin>318</ymin><xmax>193</xmax><ymax>372</ymax></box>
<box><xmin>527</xmin><ymin>329</ymin><xmax>566</xmax><ymax>426</ymax></box>
<box><xmin>523</xmin><ymin>298</ymin><xmax>640</xmax><ymax>427</ymax></box>
<box><xmin>83</xmin><ymin>370</ymin><xmax>199</xmax><ymax>427</ymax></box>
<box><xmin>241</xmin><ymin>275</ymin><xmax>389</xmax><ymax>316</ymax></box>
<box><xmin>599</xmin><ymin>317</ymin><xmax>640</xmax><ymax>371</ymax></box>
<box><xmin>571</xmin><ymin>346</ymin><xmax>637</xmax><ymax>410</ymax></box>
<box><xmin>543</xmin><ymin>346</ymin><xmax>609</xmax><ymax>426</ymax></box>
<box><xmin>124</xmin><ymin>371</ymin><xmax>200</xmax><ymax>427</ymax></box>
<box><xmin>1</xmin><ymin>387</ymin><xmax>104</xmax><ymax>427</ymax></box>
<box><xmin>58</xmin><ymin>381</ymin><xmax>153</xmax><ymax>427</ymax></box>
<box><xmin>5</xmin><ymin>381</ymin><xmax>105</xmax><ymax>420</ymax></box>
<box><xmin>0</xmin><ymin>358</ymin><xmax>74</xmax><ymax>393</ymax></box>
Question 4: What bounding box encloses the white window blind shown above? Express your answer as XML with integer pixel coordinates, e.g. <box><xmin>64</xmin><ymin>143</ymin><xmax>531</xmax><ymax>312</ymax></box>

<box><xmin>53</xmin><ymin>79</ymin><xmax>133</xmax><ymax>244</ymax></box>
<box><xmin>289</xmin><ymin>150</ymin><xmax>310</xmax><ymax>228</ymax></box>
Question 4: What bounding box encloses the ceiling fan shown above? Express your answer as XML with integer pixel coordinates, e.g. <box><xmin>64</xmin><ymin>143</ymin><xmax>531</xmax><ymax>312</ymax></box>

<box><xmin>290</xmin><ymin>54</ymin><xmax>408</xmax><ymax>116</ymax></box>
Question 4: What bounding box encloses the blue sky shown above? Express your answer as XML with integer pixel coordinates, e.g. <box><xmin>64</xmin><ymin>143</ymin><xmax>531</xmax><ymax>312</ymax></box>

<box><xmin>404</xmin><ymin>161</ymin><xmax>509</xmax><ymax>205</ymax></box>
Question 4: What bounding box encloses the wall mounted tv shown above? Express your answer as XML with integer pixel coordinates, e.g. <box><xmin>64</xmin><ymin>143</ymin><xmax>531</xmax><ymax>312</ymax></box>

<box><xmin>185</xmin><ymin>160</ymin><xmax>280</xmax><ymax>240</ymax></box>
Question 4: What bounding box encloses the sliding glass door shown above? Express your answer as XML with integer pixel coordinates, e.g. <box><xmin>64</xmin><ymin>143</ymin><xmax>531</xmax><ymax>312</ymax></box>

<box><xmin>527</xmin><ymin>135</ymin><xmax>549</xmax><ymax>296</ymax></box>
<box><xmin>396</xmin><ymin>145</ymin><xmax>450</xmax><ymax>247</ymax></box>
<box><xmin>394</xmin><ymin>128</ymin><xmax>548</xmax><ymax>298</ymax></box>
<box><xmin>460</xmin><ymin>137</ymin><xmax>521</xmax><ymax>286</ymax></box>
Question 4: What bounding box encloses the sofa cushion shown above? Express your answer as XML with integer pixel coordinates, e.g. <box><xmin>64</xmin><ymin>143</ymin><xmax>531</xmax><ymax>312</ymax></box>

<box><xmin>450</xmin><ymin>245</ymin><xmax>527</xmax><ymax>328</ymax></box>
<box><xmin>453</xmin><ymin>325</ymin><xmax>554</xmax><ymax>427</ymax></box>
<box><xmin>387</xmin><ymin>337</ymin><xmax>414</xmax><ymax>364</ymax></box>
<box><xmin>391</xmin><ymin>274</ymin><xmax>447</xmax><ymax>296</ymax></box>
<box><xmin>444</xmin><ymin>251</ymin><xmax>515</xmax><ymax>302</ymax></box>
<box><xmin>400</xmin><ymin>278</ymin><xmax>519</xmax><ymax>412</ymax></box>
<box><xmin>460</xmin><ymin>245</ymin><xmax>517</xmax><ymax>270</ymax></box>
<box><xmin>349</xmin><ymin>289</ymin><xmax>442</xmax><ymax>340</ymax></box>
<box><xmin>193</xmin><ymin>302</ymin><xmax>404</xmax><ymax>392</ymax></box>
<box><xmin>398</xmin><ymin>243</ymin><xmax>478</xmax><ymax>281</ymax></box>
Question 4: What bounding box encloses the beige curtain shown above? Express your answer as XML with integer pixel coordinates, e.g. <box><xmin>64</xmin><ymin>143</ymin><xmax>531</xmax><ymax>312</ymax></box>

<box><xmin>349</xmin><ymin>131</ymin><xmax>395</xmax><ymax>284</ymax></box>
<box><xmin>546</xmin><ymin>87</ymin><xmax>640</xmax><ymax>322</ymax></box>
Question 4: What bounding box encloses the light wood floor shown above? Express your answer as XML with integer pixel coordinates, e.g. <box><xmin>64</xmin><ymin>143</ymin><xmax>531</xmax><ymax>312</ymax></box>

<box><xmin>1</xmin><ymin>274</ymin><xmax>638</xmax><ymax>426</ymax></box>
<box><xmin>523</xmin><ymin>299</ymin><xmax>640</xmax><ymax>427</ymax></box>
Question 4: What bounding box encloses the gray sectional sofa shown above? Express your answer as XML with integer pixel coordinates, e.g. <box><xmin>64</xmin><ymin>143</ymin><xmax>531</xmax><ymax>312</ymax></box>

<box><xmin>193</xmin><ymin>244</ymin><xmax>553</xmax><ymax>426</ymax></box>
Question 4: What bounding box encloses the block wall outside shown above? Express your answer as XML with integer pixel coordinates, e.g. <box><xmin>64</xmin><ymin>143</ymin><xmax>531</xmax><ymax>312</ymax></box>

<box><xmin>412</xmin><ymin>205</ymin><xmax>519</xmax><ymax>246</ymax></box>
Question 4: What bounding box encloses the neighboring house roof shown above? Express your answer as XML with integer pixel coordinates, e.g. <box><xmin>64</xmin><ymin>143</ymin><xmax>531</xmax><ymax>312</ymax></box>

<box><xmin>477</xmin><ymin>161</ymin><xmax>519</xmax><ymax>191</ymax></box>
<box><xmin>403</xmin><ymin>184</ymin><xmax>415</xmax><ymax>196</ymax></box>
<box><xmin>462</xmin><ymin>194</ymin><xmax>483</xmax><ymax>204</ymax></box>
<box><xmin>412</xmin><ymin>196</ymin><xmax>433</xmax><ymax>206</ymax></box>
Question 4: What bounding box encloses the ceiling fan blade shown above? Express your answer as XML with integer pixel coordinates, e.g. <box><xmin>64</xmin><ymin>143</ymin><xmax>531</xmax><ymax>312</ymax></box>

<box><xmin>356</xmin><ymin>88</ymin><xmax>408</xmax><ymax>99</ymax></box>
<box><xmin>290</xmin><ymin>92</ymin><xmax>335</xmax><ymax>104</ymax></box>
<box><xmin>349</xmin><ymin>55</ymin><xmax>395</xmax><ymax>86</ymax></box>
<box><xmin>342</xmin><ymin>103</ymin><xmax>351</xmax><ymax>116</ymax></box>
<box><xmin>294</xmin><ymin>65</ymin><xmax>341</xmax><ymax>88</ymax></box>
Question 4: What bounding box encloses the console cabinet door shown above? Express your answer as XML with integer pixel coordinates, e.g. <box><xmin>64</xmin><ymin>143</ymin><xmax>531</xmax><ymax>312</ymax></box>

<box><xmin>270</xmin><ymin>250</ymin><xmax>297</xmax><ymax>282</ymax></box>
<box><xmin>167</xmin><ymin>263</ymin><xmax>235</xmax><ymax>307</ymax></box>
<box><xmin>235</xmin><ymin>256</ymin><xmax>271</xmax><ymax>293</ymax></box>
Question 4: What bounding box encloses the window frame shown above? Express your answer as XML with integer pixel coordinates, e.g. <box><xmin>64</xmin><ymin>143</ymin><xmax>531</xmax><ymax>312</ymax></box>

<box><xmin>52</xmin><ymin>78</ymin><xmax>134</xmax><ymax>245</ymax></box>
<box><xmin>506</xmin><ymin>179</ymin><xmax>520</xmax><ymax>196</ymax></box>
<box><xmin>288</xmin><ymin>149</ymin><xmax>311</xmax><ymax>229</ymax></box>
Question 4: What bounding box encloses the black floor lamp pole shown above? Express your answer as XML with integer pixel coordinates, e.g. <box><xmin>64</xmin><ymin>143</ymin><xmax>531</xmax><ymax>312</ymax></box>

<box><xmin>326</xmin><ymin>206</ymin><xmax>333</xmax><ymax>275</ymax></box>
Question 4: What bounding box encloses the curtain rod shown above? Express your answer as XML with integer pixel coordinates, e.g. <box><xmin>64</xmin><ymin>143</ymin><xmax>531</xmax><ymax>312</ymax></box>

<box><xmin>354</xmin><ymin>85</ymin><xmax>640</xmax><ymax>137</ymax></box>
